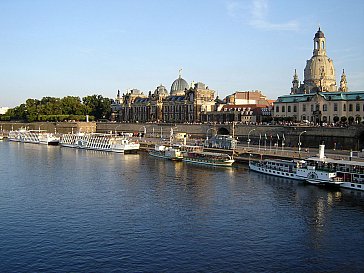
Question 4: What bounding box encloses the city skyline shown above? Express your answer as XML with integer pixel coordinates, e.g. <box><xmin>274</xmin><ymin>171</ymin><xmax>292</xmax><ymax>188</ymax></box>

<box><xmin>1</xmin><ymin>0</ymin><xmax>363</xmax><ymax>107</ymax></box>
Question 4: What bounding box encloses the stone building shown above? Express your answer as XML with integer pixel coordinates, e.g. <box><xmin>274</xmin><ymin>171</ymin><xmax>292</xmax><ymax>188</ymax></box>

<box><xmin>274</xmin><ymin>28</ymin><xmax>363</xmax><ymax>124</ymax></box>
<box><xmin>201</xmin><ymin>90</ymin><xmax>273</xmax><ymax>123</ymax></box>
<box><xmin>111</xmin><ymin>72</ymin><xmax>215</xmax><ymax>123</ymax></box>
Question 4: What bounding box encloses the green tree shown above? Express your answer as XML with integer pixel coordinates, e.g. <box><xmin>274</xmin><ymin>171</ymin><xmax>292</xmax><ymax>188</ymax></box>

<box><xmin>82</xmin><ymin>95</ymin><xmax>112</xmax><ymax>120</ymax></box>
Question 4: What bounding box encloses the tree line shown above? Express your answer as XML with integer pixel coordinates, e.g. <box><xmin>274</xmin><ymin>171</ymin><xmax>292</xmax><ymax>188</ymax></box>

<box><xmin>0</xmin><ymin>95</ymin><xmax>112</xmax><ymax>122</ymax></box>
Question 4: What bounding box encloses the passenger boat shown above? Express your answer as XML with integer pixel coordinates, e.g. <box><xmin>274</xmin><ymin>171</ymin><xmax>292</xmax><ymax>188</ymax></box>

<box><xmin>149</xmin><ymin>145</ymin><xmax>183</xmax><ymax>161</ymax></box>
<box><xmin>60</xmin><ymin>132</ymin><xmax>140</xmax><ymax>153</ymax></box>
<box><xmin>8</xmin><ymin>129</ymin><xmax>60</xmax><ymax>145</ymax></box>
<box><xmin>181</xmin><ymin>145</ymin><xmax>234</xmax><ymax>167</ymax></box>
<box><xmin>301</xmin><ymin>145</ymin><xmax>364</xmax><ymax>191</ymax></box>
<box><xmin>249</xmin><ymin>158</ymin><xmax>308</xmax><ymax>180</ymax></box>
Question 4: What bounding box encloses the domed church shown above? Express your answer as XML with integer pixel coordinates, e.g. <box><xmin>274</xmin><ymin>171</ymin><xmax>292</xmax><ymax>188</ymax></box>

<box><xmin>274</xmin><ymin>28</ymin><xmax>364</xmax><ymax>124</ymax></box>
<box><xmin>291</xmin><ymin>27</ymin><xmax>345</xmax><ymax>94</ymax></box>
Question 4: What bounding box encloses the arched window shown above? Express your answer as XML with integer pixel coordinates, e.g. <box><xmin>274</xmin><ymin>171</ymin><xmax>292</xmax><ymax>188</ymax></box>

<box><xmin>343</xmin><ymin>104</ymin><xmax>346</xmax><ymax>111</ymax></box>
<box><xmin>349</xmin><ymin>104</ymin><xmax>353</xmax><ymax>112</ymax></box>
<box><xmin>282</xmin><ymin>106</ymin><xmax>286</xmax><ymax>112</ymax></box>
<box><xmin>323</xmin><ymin>104</ymin><xmax>328</xmax><ymax>111</ymax></box>
<box><xmin>275</xmin><ymin>106</ymin><xmax>279</xmax><ymax>112</ymax></box>
<box><xmin>322</xmin><ymin>41</ymin><xmax>325</xmax><ymax>49</ymax></box>
<box><xmin>334</xmin><ymin>103</ymin><xmax>338</xmax><ymax>111</ymax></box>
<box><xmin>356</xmin><ymin>104</ymin><xmax>360</xmax><ymax>111</ymax></box>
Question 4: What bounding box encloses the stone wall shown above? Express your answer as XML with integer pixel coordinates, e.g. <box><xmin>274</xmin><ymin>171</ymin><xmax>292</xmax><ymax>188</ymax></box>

<box><xmin>2</xmin><ymin>121</ymin><xmax>362</xmax><ymax>150</ymax></box>
<box><xmin>96</xmin><ymin>122</ymin><xmax>364</xmax><ymax>150</ymax></box>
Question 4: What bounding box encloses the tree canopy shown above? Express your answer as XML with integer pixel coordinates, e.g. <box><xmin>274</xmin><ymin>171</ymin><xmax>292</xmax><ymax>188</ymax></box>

<box><xmin>1</xmin><ymin>95</ymin><xmax>112</xmax><ymax>122</ymax></box>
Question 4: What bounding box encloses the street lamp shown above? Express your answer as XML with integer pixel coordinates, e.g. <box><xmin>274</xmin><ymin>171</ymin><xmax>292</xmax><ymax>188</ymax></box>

<box><xmin>139</xmin><ymin>126</ymin><xmax>146</xmax><ymax>138</ymax></box>
<box><xmin>247</xmin><ymin>128</ymin><xmax>256</xmax><ymax>148</ymax></box>
<box><xmin>298</xmin><ymin>130</ymin><xmax>307</xmax><ymax>158</ymax></box>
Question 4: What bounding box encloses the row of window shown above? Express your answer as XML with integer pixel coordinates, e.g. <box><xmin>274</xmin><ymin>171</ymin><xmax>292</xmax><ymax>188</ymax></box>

<box><xmin>276</xmin><ymin>103</ymin><xmax>364</xmax><ymax>113</ymax></box>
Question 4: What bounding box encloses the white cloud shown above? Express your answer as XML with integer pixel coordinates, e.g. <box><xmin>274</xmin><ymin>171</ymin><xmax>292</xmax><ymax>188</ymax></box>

<box><xmin>226</xmin><ymin>0</ymin><xmax>299</xmax><ymax>31</ymax></box>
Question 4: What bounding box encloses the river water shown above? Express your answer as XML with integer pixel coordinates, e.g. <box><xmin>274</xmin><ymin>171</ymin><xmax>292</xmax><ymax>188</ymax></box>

<box><xmin>0</xmin><ymin>141</ymin><xmax>363</xmax><ymax>272</ymax></box>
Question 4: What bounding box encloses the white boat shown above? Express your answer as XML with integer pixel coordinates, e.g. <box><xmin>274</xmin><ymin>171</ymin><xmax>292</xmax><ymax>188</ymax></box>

<box><xmin>149</xmin><ymin>145</ymin><xmax>183</xmax><ymax>161</ymax></box>
<box><xmin>249</xmin><ymin>159</ymin><xmax>307</xmax><ymax>180</ymax></box>
<box><xmin>60</xmin><ymin>132</ymin><xmax>140</xmax><ymax>153</ymax></box>
<box><xmin>181</xmin><ymin>146</ymin><xmax>234</xmax><ymax>167</ymax></box>
<box><xmin>8</xmin><ymin>129</ymin><xmax>59</xmax><ymax>145</ymax></box>
<box><xmin>300</xmin><ymin>145</ymin><xmax>364</xmax><ymax>191</ymax></box>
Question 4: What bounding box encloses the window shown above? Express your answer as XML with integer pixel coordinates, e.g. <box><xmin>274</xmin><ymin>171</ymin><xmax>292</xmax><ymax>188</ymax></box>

<box><xmin>343</xmin><ymin>104</ymin><xmax>346</xmax><ymax>111</ymax></box>
<box><xmin>294</xmin><ymin>105</ymin><xmax>297</xmax><ymax>112</ymax></box>
<box><xmin>282</xmin><ymin>106</ymin><xmax>286</xmax><ymax>112</ymax></box>
<box><xmin>275</xmin><ymin>106</ymin><xmax>279</xmax><ymax>112</ymax></box>
<box><xmin>356</xmin><ymin>104</ymin><xmax>360</xmax><ymax>111</ymax></box>
<box><xmin>288</xmin><ymin>106</ymin><xmax>291</xmax><ymax>112</ymax></box>
<box><xmin>311</xmin><ymin>105</ymin><xmax>314</xmax><ymax>112</ymax></box>
<box><xmin>316</xmin><ymin>104</ymin><xmax>320</xmax><ymax>111</ymax></box>
<box><xmin>323</xmin><ymin>104</ymin><xmax>328</xmax><ymax>111</ymax></box>
<box><xmin>349</xmin><ymin>104</ymin><xmax>353</xmax><ymax>111</ymax></box>
<box><xmin>303</xmin><ymin>104</ymin><xmax>306</xmax><ymax>112</ymax></box>
<box><xmin>334</xmin><ymin>103</ymin><xmax>338</xmax><ymax>111</ymax></box>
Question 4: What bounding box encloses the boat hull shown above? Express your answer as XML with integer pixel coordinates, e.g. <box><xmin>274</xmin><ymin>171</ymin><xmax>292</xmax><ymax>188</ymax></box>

<box><xmin>249</xmin><ymin>162</ymin><xmax>305</xmax><ymax>180</ymax></box>
<box><xmin>182</xmin><ymin>158</ymin><xmax>234</xmax><ymax>167</ymax></box>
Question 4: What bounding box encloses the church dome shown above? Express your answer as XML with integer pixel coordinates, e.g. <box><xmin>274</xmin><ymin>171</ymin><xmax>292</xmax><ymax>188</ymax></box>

<box><xmin>315</xmin><ymin>28</ymin><xmax>325</xmax><ymax>38</ymax></box>
<box><xmin>171</xmin><ymin>75</ymin><xmax>189</xmax><ymax>96</ymax></box>
<box><xmin>304</xmin><ymin>53</ymin><xmax>337</xmax><ymax>93</ymax></box>
<box><xmin>154</xmin><ymin>84</ymin><xmax>168</xmax><ymax>96</ymax></box>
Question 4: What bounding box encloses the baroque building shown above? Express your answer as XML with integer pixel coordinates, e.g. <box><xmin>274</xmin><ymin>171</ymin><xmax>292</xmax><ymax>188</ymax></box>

<box><xmin>111</xmin><ymin>72</ymin><xmax>215</xmax><ymax>123</ymax></box>
<box><xmin>274</xmin><ymin>28</ymin><xmax>363</xmax><ymax>124</ymax></box>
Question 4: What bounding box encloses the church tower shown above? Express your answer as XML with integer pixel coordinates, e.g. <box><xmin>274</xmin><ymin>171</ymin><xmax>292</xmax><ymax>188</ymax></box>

<box><xmin>303</xmin><ymin>28</ymin><xmax>337</xmax><ymax>93</ymax></box>
<box><xmin>339</xmin><ymin>69</ymin><xmax>348</xmax><ymax>92</ymax></box>
<box><xmin>290</xmin><ymin>69</ymin><xmax>300</xmax><ymax>94</ymax></box>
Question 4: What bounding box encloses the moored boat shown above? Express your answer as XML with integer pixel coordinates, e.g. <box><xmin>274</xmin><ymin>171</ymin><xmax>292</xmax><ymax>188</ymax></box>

<box><xmin>149</xmin><ymin>145</ymin><xmax>183</xmax><ymax>161</ymax></box>
<box><xmin>8</xmin><ymin>129</ymin><xmax>59</xmax><ymax>145</ymax></box>
<box><xmin>300</xmin><ymin>145</ymin><xmax>364</xmax><ymax>190</ymax></box>
<box><xmin>60</xmin><ymin>132</ymin><xmax>140</xmax><ymax>153</ymax></box>
<box><xmin>249</xmin><ymin>158</ymin><xmax>307</xmax><ymax>180</ymax></box>
<box><xmin>182</xmin><ymin>150</ymin><xmax>234</xmax><ymax>167</ymax></box>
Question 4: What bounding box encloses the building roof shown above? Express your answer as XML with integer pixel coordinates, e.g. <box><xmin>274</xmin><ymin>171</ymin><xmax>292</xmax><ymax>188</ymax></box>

<box><xmin>275</xmin><ymin>91</ymin><xmax>364</xmax><ymax>103</ymax></box>
<box><xmin>171</xmin><ymin>76</ymin><xmax>188</xmax><ymax>96</ymax></box>
<box><xmin>315</xmin><ymin>27</ymin><xmax>325</xmax><ymax>38</ymax></box>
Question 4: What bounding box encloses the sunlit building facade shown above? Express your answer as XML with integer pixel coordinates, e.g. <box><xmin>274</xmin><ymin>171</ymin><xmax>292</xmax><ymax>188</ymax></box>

<box><xmin>273</xmin><ymin>28</ymin><xmax>363</xmax><ymax>123</ymax></box>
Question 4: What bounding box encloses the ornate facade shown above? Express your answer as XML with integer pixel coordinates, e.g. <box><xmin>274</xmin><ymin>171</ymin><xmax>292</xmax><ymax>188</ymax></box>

<box><xmin>111</xmin><ymin>73</ymin><xmax>215</xmax><ymax>123</ymax></box>
<box><xmin>291</xmin><ymin>28</ymin><xmax>340</xmax><ymax>94</ymax></box>
<box><xmin>274</xmin><ymin>28</ymin><xmax>363</xmax><ymax>124</ymax></box>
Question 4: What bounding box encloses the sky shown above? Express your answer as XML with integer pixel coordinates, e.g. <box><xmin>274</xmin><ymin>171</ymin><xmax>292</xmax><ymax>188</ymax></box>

<box><xmin>0</xmin><ymin>0</ymin><xmax>363</xmax><ymax>107</ymax></box>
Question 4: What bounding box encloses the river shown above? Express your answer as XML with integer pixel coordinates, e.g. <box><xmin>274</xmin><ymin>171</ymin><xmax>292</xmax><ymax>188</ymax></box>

<box><xmin>0</xmin><ymin>141</ymin><xmax>363</xmax><ymax>272</ymax></box>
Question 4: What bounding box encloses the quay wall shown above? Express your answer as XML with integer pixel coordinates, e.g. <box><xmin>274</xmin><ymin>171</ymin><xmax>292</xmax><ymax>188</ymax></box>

<box><xmin>96</xmin><ymin>122</ymin><xmax>364</xmax><ymax>150</ymax></box>
<box><xmin>1</xmin><ymin>121</ymin><xmax>363</xmax><ymax>150</ymax></box>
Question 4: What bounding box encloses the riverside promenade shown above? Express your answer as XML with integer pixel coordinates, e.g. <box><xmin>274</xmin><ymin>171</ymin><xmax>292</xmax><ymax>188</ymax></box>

<box><xmin>136</xmin><ymin>136</ymin><xmax>361</xmax><ymax>164</ymax></box>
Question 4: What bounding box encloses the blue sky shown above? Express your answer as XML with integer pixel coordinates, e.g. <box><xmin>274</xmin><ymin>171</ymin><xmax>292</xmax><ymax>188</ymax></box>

<box><xmin>1</xmin><ymin>0</ymin><xmax>363</xmax><ymax>107</ymax></box>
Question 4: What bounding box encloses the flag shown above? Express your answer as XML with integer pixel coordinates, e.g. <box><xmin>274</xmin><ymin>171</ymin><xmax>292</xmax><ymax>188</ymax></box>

<box><xmin>277</xmin><ymin>134</ymin><xmax>280</xmax><ymax>140</ymax></box>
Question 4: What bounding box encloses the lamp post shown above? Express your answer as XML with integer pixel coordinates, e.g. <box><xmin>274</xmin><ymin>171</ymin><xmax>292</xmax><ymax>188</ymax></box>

<box><xmin>139</xmin><ymin>126</ymin><xmax>146</xmax><ymax>138</ymax></box>
<box><xmin>247</xmin><ymin>128</ymin><xmax>256</xmax><ymax>148</ymax></box>
<box><xmin>298</xmin><ymin>130</ymin><xmax>307</xmax><ymax>158</ymax></box>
